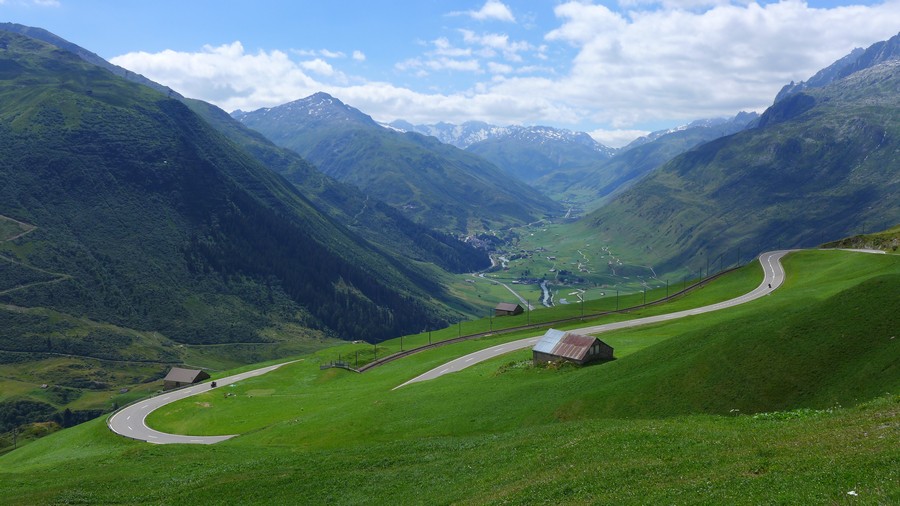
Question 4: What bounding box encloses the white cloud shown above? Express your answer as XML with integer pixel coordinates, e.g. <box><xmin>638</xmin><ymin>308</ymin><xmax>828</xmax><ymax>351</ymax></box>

<box><xmin>111</xmin><ymin>41</ymin><xmax>323</xmax><ymax>112</ymax></box>
<box><xmin>459</xmin><ymin>29</ymin><xmax>533</xmax><ymax>61</ymax></box>
<box><xmin>538</xmin><ymin>0</ymin><xmax>900</xmax><ymax>126</ymax></box>
<box><xmin>462</xmin><ymin>0</ymin><xmax>516</xmax><ymax>22</ymax></box>
<box><xmin>488</xmin><ymin>62</ymin><xmax>513</xmax><ymax>74</ymax></box>
<box><xmin>110</xmin><ymin>2</ymin><xmax>900</xmax><ymax>134</ymax></box>
<box><xmin>300</xmin><ymin>58</ymin><xmax>336</xmax><ymax>76</ymax></box>
<box><xmin>352</xmin><ymin>50</ymin><xmax>366</xmax><ymax>61</ymax></box>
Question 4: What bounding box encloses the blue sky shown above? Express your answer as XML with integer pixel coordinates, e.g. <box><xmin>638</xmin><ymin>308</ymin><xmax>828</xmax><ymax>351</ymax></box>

<box><xmin>3</xmin><ymin>0</ymin><xmax>899</xmax><ymax>146</ymax></box>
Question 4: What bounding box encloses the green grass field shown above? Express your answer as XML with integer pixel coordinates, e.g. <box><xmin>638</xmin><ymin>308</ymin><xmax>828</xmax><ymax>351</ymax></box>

<box><xmin>1</xmin><ymin>249</ymin><xmax>897</xmax><ymax>504</ymax></box>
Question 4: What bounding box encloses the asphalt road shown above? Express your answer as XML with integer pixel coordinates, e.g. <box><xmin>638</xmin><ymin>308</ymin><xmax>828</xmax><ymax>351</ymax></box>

<box><xmin>107</xmin><ymin>361</ymin><xmax>295</xmax><ymax>444</ymax></box>
<box><xmin>394</xmin><ymin>250</ymin><xmax>792</xmax><ymax>389</ymax></box>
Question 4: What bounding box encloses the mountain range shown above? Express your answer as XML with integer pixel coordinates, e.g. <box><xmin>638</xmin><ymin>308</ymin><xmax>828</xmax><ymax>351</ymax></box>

<box><xmin>388</xmin><ymin>120</ymin><xmax>616</xmax><ymax>186</ymax></box>
<box><xmin>234</xmin><ymin>94</ymin><xmax>561</xmax><ymax>233</ymax></box>
<box><xmin>586</xmin><ymin>33</ymin><xmax>900</xmax><ymax>273</ymax></box>
<box><xmin>551</xmin><ymin>112</ymin><xmax>759</xmax><ymax>209</ymax></box>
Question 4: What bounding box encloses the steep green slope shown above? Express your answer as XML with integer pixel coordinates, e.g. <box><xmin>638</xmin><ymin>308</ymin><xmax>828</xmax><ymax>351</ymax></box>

<box><xmin>0</xmin><ymin>32</ymin><xmax>459</xmax><ymax>347</ymax></box>
<box><xmin>235</xmin><ymin>93</ymin><xmax>562</xmax><ymax>233</ymax></box>
<box><xmin>585</xmin><ymin>60</ymin><xmax>900</xmax><ymax>273</ymax></box>
<box><xmin>185</xmin><ymin>99</ymin><xmax>489</xmax><ymax>275</ymax></box>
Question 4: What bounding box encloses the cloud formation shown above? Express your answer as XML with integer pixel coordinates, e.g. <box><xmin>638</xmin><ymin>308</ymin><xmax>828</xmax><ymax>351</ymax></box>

<box><xmin>111</xmin><ymin>1</ymin><xmax>900</xmax><ymax>144</ymax></box>
<box><xmin>463</xmin><ymin>0</ymin><xmax>516</xmax><ymax>22</ymax></box>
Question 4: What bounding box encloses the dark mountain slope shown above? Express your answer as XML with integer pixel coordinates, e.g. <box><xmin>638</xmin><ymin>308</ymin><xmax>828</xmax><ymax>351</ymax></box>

<box><xmin>0</xmin><ymin>31</ymin><xmax>456</xmax><ymax>346</ymax></box>
<box><xmin>185</xmin><ymin>99</ymin><xmax>488</xmax><ymax>274</ymax></box>
<box><xmin>585</xmin><ymin>59</ymin><xmax>900</xmax><ymax>274</ymax></box>
<box><xmin>235</xmin><ymin>94</ymin><xmax>561</xmax><ymax>233</ymax></box>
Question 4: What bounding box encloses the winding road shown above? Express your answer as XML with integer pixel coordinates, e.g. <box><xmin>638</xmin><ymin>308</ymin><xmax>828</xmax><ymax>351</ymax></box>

<box><xmin>109</xmin><ymin>249</ymin><xmax>883</xmax><ymax>443</ymax></box>
<box><xmin>107</xmin><ymin>361</ymin><xmax>296</xmax><ymax>444</ymax></box>
<box><xmin>394</xmin><ymin>250</ymin><xmax>792</xmax><ymax>389</ymax></box>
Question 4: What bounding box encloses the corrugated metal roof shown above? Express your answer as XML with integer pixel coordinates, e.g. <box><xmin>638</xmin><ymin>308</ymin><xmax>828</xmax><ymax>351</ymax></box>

<box><xmin>552</xmin><ymin>333</ymin><xmax>596</xmax><ymax>361</ymax></box>
<box><xmin>533</xmin><ymin>328</ymin><xmax>566</xmax><ymax>354</ymax></box>
<box><xmin>532</xmin><ymin>329</ymin><xmax>596</xmax><ymax>361</ymax></box>
<box><xmin>495</xmin><ymin>302</ymin><xmax>521</xmax><ymax>311</ymax></box>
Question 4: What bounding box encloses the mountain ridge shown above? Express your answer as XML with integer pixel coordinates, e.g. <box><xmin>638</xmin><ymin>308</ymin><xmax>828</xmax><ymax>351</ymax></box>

<box><xmin>234</xmin><ymin>93</ymin><xmax>562</xmax><ymax>233</ymax></box>
<box><xmin>584</xmin><ymin>53</ymin><xmax>900</xmax><ymax>273</ymax></box>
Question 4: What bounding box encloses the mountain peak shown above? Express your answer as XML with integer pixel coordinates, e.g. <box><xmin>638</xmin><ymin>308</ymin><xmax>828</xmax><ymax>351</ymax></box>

<box><xmin>238</xmin><ymin>92</ymin><xmax>377</xmax><ymax>129</ymax></box>
<box><xmin>775</xmin><ymin>32</ymin><xmax>900</xmax><ymax>103</ymax></box>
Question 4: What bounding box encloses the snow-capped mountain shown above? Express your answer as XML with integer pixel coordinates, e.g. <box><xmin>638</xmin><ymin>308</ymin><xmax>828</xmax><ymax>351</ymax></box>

<box><xmin>388</xmin><ymin>120</ymin><xmax>616</xmax><ymax>156</ymax></box>
<box><xmin>387</xmin><ymin>120</ymin><xmax>616</xmax><ymax>184</ymax></box>
<box><xmin>623</xmin><ymin>112</ymin><xmax>759</xmax><ymax>150</ymax></box>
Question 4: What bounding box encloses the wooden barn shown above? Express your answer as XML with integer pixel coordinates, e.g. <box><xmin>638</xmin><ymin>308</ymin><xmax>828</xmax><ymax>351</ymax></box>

<box><xmin>162</xmin><ymin>367</ymin><xmax>210</xmax><ymax>390</ymax></box>
<box><xmin>494</xmin><ymin>302</ymin><xmax>524</xmax><ymax>316</ymax></box>
<box><xmin>532</xmin><ymin>329</ymin><xmax>613</xmax><ymax>366</ymax></box>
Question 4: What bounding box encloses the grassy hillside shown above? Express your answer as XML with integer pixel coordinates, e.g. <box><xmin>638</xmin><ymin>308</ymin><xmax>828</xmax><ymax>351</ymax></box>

<box><xmin>0</xmin><ymin>30</ymin><xmax>476</xmax><ymax>433</ymax></box>
<box><xmin>823</xmin><ymin>223</ymin><xmax>900</xmax><ymax>252</ymax></box>
<box><xmin>1</xmin><ymin>250</ymin><xmax>896</xmax><ymax>503</ymax></box>
<box><xmin>185</xmin><ymin>99</ymin><xmax>490</xmax><ymax>276</ymax></box>
<box><xmin>585</xmin><ymin>60</ymin><xmax>900</xmax><ymax>275</ymax></box>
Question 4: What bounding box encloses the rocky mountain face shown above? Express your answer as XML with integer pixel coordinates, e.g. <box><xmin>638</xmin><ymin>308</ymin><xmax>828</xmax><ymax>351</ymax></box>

<box><xmin>775</xmin><ymin>31</ymin><xmax>900</xmax><ymax>102</ymax></box>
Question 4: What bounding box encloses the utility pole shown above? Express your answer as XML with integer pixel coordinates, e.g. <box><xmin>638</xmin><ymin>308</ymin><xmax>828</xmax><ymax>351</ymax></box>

<box><xmin>616</xmin><ymin>289</ymin><xmax>619</xmax><ymax>311</ymax></box>
<box><xmin>666</xmin><ymin>279</ymin><xmax>669</xmax><ymax>298</ymax></box>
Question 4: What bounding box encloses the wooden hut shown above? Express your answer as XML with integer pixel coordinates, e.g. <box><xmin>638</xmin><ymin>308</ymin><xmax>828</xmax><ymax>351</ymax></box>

<box><xmin>494</xmin><ymin>302</ymin><xmax>524</xmax><ymax>316</ymax></box>
<box><xmin>162</xmin><ymin>367</ymin><xmax>210</xmax><ymax>390</ymax></box>
<box><xmin>532</xmin><ymin>329</ymin><xmax>613</xmax><ymax>366</ymax></box>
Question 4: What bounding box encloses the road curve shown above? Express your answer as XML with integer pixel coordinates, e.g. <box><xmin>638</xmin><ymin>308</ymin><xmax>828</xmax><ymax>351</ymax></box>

<box><xmin>108</xmin><ymin>361</ymin><xmax>296</xmax><ymax>444</ymax></box>
<box><xmin>395</xmin><ymin>250</ymin><xmax>792</xmax><ymax>389</ymax></box>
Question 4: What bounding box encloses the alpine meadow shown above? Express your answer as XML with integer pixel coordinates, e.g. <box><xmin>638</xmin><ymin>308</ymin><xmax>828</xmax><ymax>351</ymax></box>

<box><xmin>0</xmin><ymin>5</ymin><xmax>898</xmax><ymax>505</ymax></box>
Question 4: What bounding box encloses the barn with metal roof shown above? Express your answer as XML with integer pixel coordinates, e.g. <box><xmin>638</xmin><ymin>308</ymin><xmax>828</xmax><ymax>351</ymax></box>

<box><xmin>532</xmin><ymin>329</ymin><xmax>613</xmax><ymax>366</ymax></box>
<box><xmin>162</xmin><ymin>367</ymin><xmax>210</xmax><ymax>390</ymax></box>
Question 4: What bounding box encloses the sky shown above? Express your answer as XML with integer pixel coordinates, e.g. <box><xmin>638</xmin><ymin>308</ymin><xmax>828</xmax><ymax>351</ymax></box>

<box><xmin>2</xmin><ymin>0</ymin><xmax>899</xmax><ymax>147</ymax></box>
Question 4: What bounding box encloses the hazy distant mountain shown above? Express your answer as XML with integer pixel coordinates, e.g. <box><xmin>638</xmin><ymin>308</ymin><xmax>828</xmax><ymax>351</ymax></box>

<box><xmin>584</xmin><ymin>37</ymin><xmax>900</xmax><ymax>274</ymax></box>
<box><xmin>390</xmin><ymin>120</ymin><xmax>616</xmax><ymax>185</ymax></box>
<box><xmin>235</xmin><ymin>94</ymin><xmax>561</xmax><ymax>233</ymax></box>
<box><xmin>544</xmin><ymin>112</ymin><xmax>758</xmax><ymax>207</ymax></box>
<box><xmin>622</xmin><ymin>113</ymin><xmax>759</xmax><ymax>150</ymax></box>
